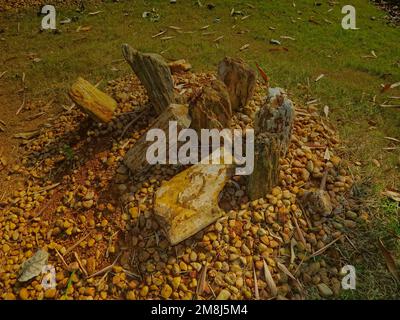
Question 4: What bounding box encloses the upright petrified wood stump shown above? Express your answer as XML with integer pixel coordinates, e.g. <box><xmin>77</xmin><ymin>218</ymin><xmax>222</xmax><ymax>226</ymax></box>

<box><xmin>69</xmin><ymin>77</ymin><xmax>117</xmax><ymax>123</ymax></box>
<box><xmin>122</xmin><ymin>44</ymin><xmax>175</xmax><ymax>115</ymax></box>
<box><xmin>248</xmin><ymin>88</ymin><xmax>295</xmax><ymax>200</ymax></box>
<box><xmin>123</xmin><ymin>104</ymin><xmax>191</xmax><ymax>176</ymax></box>
<box><xmin>217</xmin><ymin>56</ymin><xmax>256</xmax><ymax>112</ymax></box>
<box><xmin>189</xmin><ymin>79</ymin><xmax>232</xmax><ymax>133</ymax></box>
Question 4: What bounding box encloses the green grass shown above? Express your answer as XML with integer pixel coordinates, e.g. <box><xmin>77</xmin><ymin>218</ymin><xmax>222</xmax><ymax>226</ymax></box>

<box><xmin>1</xmin><ymin>0</ymin><xmax>399</xmax><ymax>299</ymax></box>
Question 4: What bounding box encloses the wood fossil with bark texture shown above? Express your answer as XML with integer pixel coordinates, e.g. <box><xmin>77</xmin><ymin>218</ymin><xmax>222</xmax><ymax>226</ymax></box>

<box><xmin>217</xmin><ymin>56</ymin><xmax>256</xmax><ymax>112</ymax></box>
<box><xmin>189</xmin><ymin>79</ymin><xmax>232</xmax><ymax>133</ymax></box>
<box><xmin>248</xmin><ymin>88</ymin><xmax>294</xmax><ymax>200</ymax></box>
<box><xmin>123</xmin><ymin>104</ymin><xmax>191</xmax><ymax>176</ymax></box>
<box><xmin>122</xmin><ymin>43</ymin><xmax>175</xmax><ymax>115</ymax></box>
<box><xmin>69</xmin><ymin>77</ymin><xmax>117</xmax><ymax>123</ymax></box>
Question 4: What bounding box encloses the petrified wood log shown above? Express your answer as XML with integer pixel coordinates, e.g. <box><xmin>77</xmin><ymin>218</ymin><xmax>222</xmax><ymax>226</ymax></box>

<box><xmin>217</xmin><ymin>56</ymin><xmax>256</xmax><ymax>112</ymax></box>
<box><xmin>154</xmin><ymin>149</ymin><xmax>234</xmax><ymax>245</ymax></box>
<box><xmin>189</xmin><ymin>79</ymin><xmax>232</xmax><ymax>133</ymax></box>
<box><xmin>123</xmin><ymin>104</ymin><xmax>191</xmax><ymax>176</ymax></box>
<box><xmin>122</xmin><ymin>43</ymin><xmax>175</xmax><ymax>115</ymax></box>
<box><xmin>247</xmin><ymin>88</ymin><xmax>294</xmax><ymax>200</ymax></box>
<box><xmin>69</xmin><ymin>77</ymin><xmax>117</xmax><ymax>123</ymax></box>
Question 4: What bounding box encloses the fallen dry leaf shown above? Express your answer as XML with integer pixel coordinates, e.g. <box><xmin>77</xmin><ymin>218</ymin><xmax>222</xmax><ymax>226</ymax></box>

<box><xmin>380</xmin><ymin>82</ymin><xmax>400</xmax><ymax>93</ymax></box>
<box><xmin>255</xmin><ymin>63</ymin><xmax>269</xmax><ymax>84</ymax></box>
<box><xmin>88</xmin><ymin>11</ymin><xmax>102</xmax><ymax>16</ymax></box>
<box><xmin>268</xmin><ymin>47</ymin><xmax>289</xmax><ymax>52</ymax></box>
<box><xmin>372</xmin><ymin>159</ymin><xmax>381</xmax><ymax>167</ymax></box>
<box><xmin>240</xmin><ymin>44</ymin><xmax>250</xmax><ymax>51</ymax></box>
<box><xmin>382</xmin><ymin>190</ymin><xmax>400</xmax><ymax>202</ymax></box>
<box><xmin>378</xmin><ymin>239</ymin><xmax>400</xmax><ymax>282</ymax></box>
<box><xmin>324</xmin><ymin>147</ymin><xmax>331</xmax><ymax>161</ymax></box>
<box><xmin>390</xmin><ymin>82</ymin><xmax>400</xmax><ymax>89</ymax></box>
<box><xmin>323</xmin><ymin>105</ymin><xmax>329</xmax><ymax>117</ymax></box>
<box><xmin>18</xmin><ymin>249</ymin><xmax>49</xmax><ymax>282</ymax></box>
<box><xmin>76</xmin><ymin>26</ymin><xmax>92</xmax><ymax>32</ymax></box>
<box><xmin>160</xmin><ymin>36</ymin><xmax>175</xmax><ymax>40</ymax></box>
<box><xmin>196</xmin><ymin>263</ymin><xmax>208</xmax><ymax>296</ymax></box>
<box><xmin>253</xmin><ymin>261</ymin><xmax>259</xmax><ymax>300</ymax></box>
<box><xmin>384</xmin><ymin>136</ymin><xmax>400</xmax><ymax>143</ymax></box>
<box><xmin>152</xmin><ymin>30</ymin><xmax>167</xmax><ymax>38</ymax></box>
<box><xmin>315</xmin><ymin>74</ymin><xmax>325</xmax><ymax>82</ymax></box>
<box><xmin>277</xmin><ymin>262</ymin><xmax>299</xmax><ymax>283</ymax></box>
<box><xmin>280</xmin><ymin>35</ymin><xmax>295</xmax><ymax>41</ymax></box>
<box><xmin>14</xmin><ymin>130</ymin><xmax>40</xmax><ymax>139</ymax></box>
<box><xmin>263</xmin><ymin>259</ymin><xmax>278</xmax><ymax>297</ymax></box>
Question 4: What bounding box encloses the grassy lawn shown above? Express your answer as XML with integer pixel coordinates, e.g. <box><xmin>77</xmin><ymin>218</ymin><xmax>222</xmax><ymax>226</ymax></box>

<box><xmin>0</xmin><ymin>0</ymin><xmax>399</xmax><ymax>298</ymax></box>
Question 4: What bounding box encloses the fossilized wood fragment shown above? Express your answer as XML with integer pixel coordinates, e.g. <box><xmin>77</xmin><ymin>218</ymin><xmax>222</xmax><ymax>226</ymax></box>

<box><xmin>217</xmin><ymin>56</ymin><xmax>256</xmax><ymax>111</ymax></box>
<box><xmin>69</xmin><ymin>77</ymin><xmax>117</xmax><ymax>123</ymax></box>
<box><xmin>301</xmin><ymin>171</ymin><xmax>333</xmax><ymax>217</ymax></box>
<box><xmin>247</xmin><ymin>88</ymin><xmax>295</xmax><ymax>200</ymax></box>
<box><xmin>122</xmin><ymin>44</ymin><xmax>175</xmax><ymax>114</ymax></box>
<box><xmin>154</xmin><ymin>154</ymin><xmax>233</xmax><ymax>245</ymax></box>
<box><xmin>189</xmin><ymin>79</ymin><xmax>232</xmax><ymax>133</ymax></box>
<box><xmin>123</xmin><ymin>104</ymin><xmax>191</xmax><ymax>176</ymax></box>
<box><xmin>168</xmin><ymin>59</ymin><xmax>192</xmax><ymax>74</ymax></box>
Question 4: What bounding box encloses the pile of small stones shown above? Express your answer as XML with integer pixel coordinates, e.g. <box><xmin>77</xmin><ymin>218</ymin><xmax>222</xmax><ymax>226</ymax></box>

<box><xmin>0</xmin><ymin>72</ymin><xmax>364</xmax><ymax>300</ymax></box>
